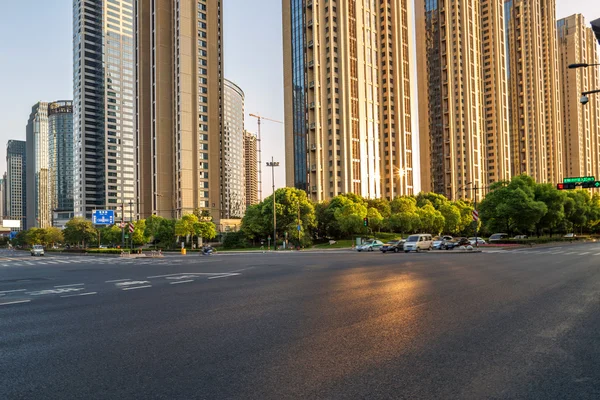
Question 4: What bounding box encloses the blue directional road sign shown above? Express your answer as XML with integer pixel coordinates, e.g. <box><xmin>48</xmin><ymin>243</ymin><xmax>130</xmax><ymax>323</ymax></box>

<box><xmin>92</xmin><ymin>210</ymin><xmax>115</xmax><ymax>225</ymax></box>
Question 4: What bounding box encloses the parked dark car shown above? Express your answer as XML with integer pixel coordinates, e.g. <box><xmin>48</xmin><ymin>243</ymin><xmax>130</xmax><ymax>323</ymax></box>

<box><xmin>380</xmin><ymin>240</ymin><xmax>405</xmax><ymax>253</ymax></box>
<box><xmin>444</xmin><ymin>237</ymin><xmax>471</xmax><ymax>250</ymax></box>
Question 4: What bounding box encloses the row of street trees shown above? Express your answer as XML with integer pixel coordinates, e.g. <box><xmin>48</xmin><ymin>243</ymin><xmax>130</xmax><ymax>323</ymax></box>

<box><xmin>239</xmin><ymin>175</ymin><xmax>600</xmax><ymax>247</ymax></box>
<box><xmin>240</xmin><ymin>187</ymin><xmax>476</xmax><ymax>245</ymax></box>
<box><xmin>12</xmin><ymin>211</ymin><xmax>217</xmax><ymax>249</ymax></box>
<box><xmin>479</xmin><ymin>175</ymin><xmax>600</xmax><ymax>236</ymax></box>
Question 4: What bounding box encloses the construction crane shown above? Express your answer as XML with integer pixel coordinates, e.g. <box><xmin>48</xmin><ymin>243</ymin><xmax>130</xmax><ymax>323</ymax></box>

<box><xmin>249</xmin><ymin>113</ymin><xmax>283</xmax><ymax>201</ymax></box>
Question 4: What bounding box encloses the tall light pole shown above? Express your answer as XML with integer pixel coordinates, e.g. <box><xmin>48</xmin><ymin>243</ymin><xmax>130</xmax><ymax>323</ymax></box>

<box><xmin>266</xmin><ymin>157</ymin><xmax>279</xmax><ymax>250</ymax></box>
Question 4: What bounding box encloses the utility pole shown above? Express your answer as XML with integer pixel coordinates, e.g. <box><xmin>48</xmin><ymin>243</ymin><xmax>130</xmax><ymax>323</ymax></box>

<box><xmin>266</xmin><ymin>157</ymin><xmax>279</xmax><ymax>250</ymax></box>
<box><xmin>474</xmin><ymin>185</ymin><xmax>478</xmax><ymax>248</ymax></box>
<box><xmin>121</xmin><ymin>203</ymin><xmax>125</xmax><ymax>249</ymax></box>
<box><xmin>129</xmin><ymin>200</ymin><xmax>133</xmax><ymax>251</ymax></box>
<box><xmin>297</xmin><ymin>202</ymin><xmax>301</xmax><ymax>248</ymax></box>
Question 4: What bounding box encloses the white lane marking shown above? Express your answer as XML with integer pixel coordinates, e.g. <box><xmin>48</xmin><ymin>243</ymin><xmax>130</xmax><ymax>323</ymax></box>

<box><xmin>37</xmin><ymin>262</ymin><xmax>48</xmax><ymax>265</ymax></box>
<box><xmin>115</xmin><ymin>280</ymin><xmax>151</xmax><ymax>287</ymax></box>
<box><xmin>122</xmin><ymin>285</ymin><xmax>152</xmax><ymax>291</ymax></box>
<box><xmin>170</xmin><ymin>280</ymin><xmax>194</xmax><ymax>285</ymax></box>
<box><xmin>564</xmin><ymin>252</ymin><xmax>576</xmax><ymax>255</ymax></box>
<box><xmin>228</xmin><ymin>267</ymin><xmax>254</xmax><ymax>273</ymax></box>
<box><xmin>579</xmin><ymin>252</ymin><xmax>590</xmax><ymax>255</ymax></box>
<box><xmin>60</xmin><ymin>292</ymin><xmax>97</xmax><ymax>298</ymax></box>
<box><xmin>0</xmin><ymin>289</ymin><xmax>27</xmax><ymax>294</ymax></box>
<box><xmin>2</xmin><ymin>264</ymin><xmax>8</xmax><ymax>267</ymax></box>
<box><xmin>47</xmin><ymin>261</ymin><xmax>59</xmax><ymax>264</ymax></box>
<box><xmin>0</xmin><ymin>300</ymin><xmax>31</xmax><ymax>306</ymax></box>
<box><xmin>54</xmin><ymin>283</ymin><xmax>85</xmax><ymax>288</ymax></box>
<box><xmin>594</xmin><ymin>253</ymin><xmax>600</xmax><ymax>256</ymax></box>
<box><xmin>147</xmin><ymin>272</ymin><xmax>225</xmax><ymax>278</ymax></box>
<box><xmin>23</xmin><ymin>261</ymin><xmax>34</xmax><ymax>265</ymax></box>
<box><xmin>207</xmin><ymin>273</ymin><xmax>240</xmax><ymax>280</ymax></box>
<box><xmin>27</xmin><ymin>288</ymin><xmax>84</xmax><ymax>296</ymax></box>
<box><xmin>55</xmin><ymin>260</ymin><xmax>72</xmax><ymax>264</ymax></box>
<box><xmin>105</xmin><ymin>279</ymin><xmax>130</xmax><ymax>283</ymax></box>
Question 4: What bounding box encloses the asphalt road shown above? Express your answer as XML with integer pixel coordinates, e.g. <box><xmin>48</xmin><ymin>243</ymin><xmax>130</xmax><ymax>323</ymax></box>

<box><xmin>1</xmin><ymin>244</ymin><xmax>600</xmax><ymax>399</ymax></box>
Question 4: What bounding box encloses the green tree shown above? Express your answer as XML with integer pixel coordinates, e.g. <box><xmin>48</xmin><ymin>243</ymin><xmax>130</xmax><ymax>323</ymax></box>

<box><xmin>175</xmin><ymin>214</ymin><xmax>199</xmax><ymax>243</ymax></box>
<box><xmin>240</xmin><ymin>204</ymin><xmax>267</xmax><ymax>242</ymax></box>
<box><xmin>99</xmin><ymin>225</ymin><xmax>122</xmax><ymax>246</ymax></box>
<box><xmin>63</xmin><ymin>217</ymin><xmax>97</xmax><ymax>246</ymax></box>
<box><xmin>255</xmin><ymin>187</ymin><xmax>317</xmax><ymax>244</ymax></box>
<box><xmin>366</xmin><ymin>207</ymin><xmax>384</xmax><ymax>232</ymax></box>
<box><xmin>132</xmin><ymin>219</ymin><xmax>149</xmax><ymax>246</ymax></box>
<box><xmin>155</xmin><ymin>219</ymin><xmax>176</xmax><ymax>248</ymax></box>
<box><xmin>534</xmin><ymin>183</ymin><xmax>567</xmax><ymax>236</ymax></box>
<box><xmin>144</xmin><ymin>215</ymin><xmax>166</xmax><ymax>246</ymax></box>
<box><xmin>367</xmin><ymin>198</ymin><xmax>391</xmax><ymax>219</ymax></box>
<box><xmin>416</xmin><ymin>192</ymin><xmax>448</xmax><ymax>209</ymax></box>
<box><xmin>439</xmin><ymin>203</ymin><xmax>462</xmax><ymax>235</ymax></box>
<box><xmin>194</xmin><ymin>221</ymin><xmax>217</xmax><ymax>242</ymax></box>
<box><xmin>43</xmin><ymin>227</ymin><xmax>64</xmax><ymax>246</ymax></box>
<box><xmin>389</xmin><ymin>196</ymin><xmax>419</xmax><ymax>234</ymax></box>
<box><xmin>415</xmin><ymin>204</ymin><xmax>445</xmax><ymax>235</ymax></box>
<box><xmin>334</xmin><ymin>201</ymin><xmax>367</xmax><ymax>236</ymax></box>
<box><xmin>26</xmin><ymin>228</ymin><xmax>46</xmax><ymax>245</ymax></box>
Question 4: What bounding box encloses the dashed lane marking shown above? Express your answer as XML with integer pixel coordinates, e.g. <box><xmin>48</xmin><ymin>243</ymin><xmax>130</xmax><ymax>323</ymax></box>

<box><xmin>60</xmin><ymin>292</ymin><xmax>97</xmax><ymax>298</ymax></box>
<box><xmin>122</xmin><ymin>285</ymin><xmax>152</xmax><ymax>291</ymax></box>
<box><xmin>105</xmin><ymin>279</ymin><xmax>130</xmax><ymax>283</ymax></box>
<box><xmin>170</xmin><ymin>280</ymin><xmax>194</xmax><ymax>285</ymax></box>
<box><xmin>54</xmin><ymin>283</ymin><xmax>85</xmax><ymax>288</ymax></box>
<box><xmin>0</xmin><ymin>300</ymin><xmax>31</xmax><ymax>306</ymax></box>
<box><xmin>0</xmin><ymin>289</ymin><xmax>27</xmax><ymax>294</ymax></box>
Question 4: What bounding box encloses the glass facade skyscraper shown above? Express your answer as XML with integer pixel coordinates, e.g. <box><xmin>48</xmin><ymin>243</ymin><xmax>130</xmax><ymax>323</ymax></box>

<box><xmin>48</xmin><ymin>101</ymin><xmax>74</xmax><ymax>225</ymax></box>
<box><xmin>6</xmin><ymin>140</ymin><xmax>26</xmax><ymax>230</ymax></box>
<box><xmin>73</xmin><ymin>0</ymin><xmax>136</xmax><ymax>219</ymax></box>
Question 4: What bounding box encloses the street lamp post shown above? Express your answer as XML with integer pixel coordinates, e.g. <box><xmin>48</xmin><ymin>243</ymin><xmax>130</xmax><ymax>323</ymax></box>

<box><xmin>266</xmin><ymin>157</ymin><xmax>279</xmax><ymax>250</ymax></box>
<box><xmin>568</xmin><ymin>62</ymin><xmax>600</xmax><ymax>69</ymax></box>
<box><xmin>455</xmin><ymin>182</ymin><xmax>473</xmax><ymax>200</ymax></box>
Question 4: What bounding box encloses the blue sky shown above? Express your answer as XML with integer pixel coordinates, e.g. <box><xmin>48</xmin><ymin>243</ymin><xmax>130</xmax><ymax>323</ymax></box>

<box><xmin>0</xmin><ymin>0</ymin><xmax>598</xmax><ymax>194</ymax></box>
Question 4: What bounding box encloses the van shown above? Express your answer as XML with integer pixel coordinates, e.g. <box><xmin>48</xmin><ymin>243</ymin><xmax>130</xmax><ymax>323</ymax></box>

<box><xmin>403</xmin><ymin>234</ymin><xmax>433</xmax><ymax>253</ymax></box>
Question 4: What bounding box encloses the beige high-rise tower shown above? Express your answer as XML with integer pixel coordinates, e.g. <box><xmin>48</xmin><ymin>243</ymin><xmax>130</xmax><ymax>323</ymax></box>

<box><xmin>244</xmin><ymin>131</ymin><xmax>258</xmax><ymax>207</ymax></box>
<box><xmin>481</xmin><ymin>0</ymin><xmax>512</xmax><ymax>185</ymax></box>
<box><xmin>283</xmin><ymin>0</ymin><xmax>415</xmax><ymax>201</ymax></box>
<box><xmin>505</xmin><ymin>0</ymin><xmax>563</xmax><ymax>183</ymax></box>
<box><xmin>415</xmin><ymin>0</ymin><xmax>487</xmax><ymax>199</ymax></box>
<box><xmin>557</xmin><ymin>14</ymin><xmax>600</xmax><ymax>179</ymax></box>
<box><xmin>137</xmin><ymin>0</ymin><xmax>223</xmax><ymax>220</ymax></box>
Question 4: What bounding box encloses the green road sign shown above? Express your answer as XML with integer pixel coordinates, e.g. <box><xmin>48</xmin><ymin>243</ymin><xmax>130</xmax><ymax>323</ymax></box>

<box><xmin>563</xmin><ymin>176</ymin><xmax>595</xmax><ymax>184</ymax></box>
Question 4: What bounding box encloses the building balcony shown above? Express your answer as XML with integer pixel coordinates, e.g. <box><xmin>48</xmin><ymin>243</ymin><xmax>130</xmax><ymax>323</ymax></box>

<box><xmin>308</xmin><ymin>60</ymin><xmax>314</xmax><ymax>68</ymax></box>
<box><xmin>308</xmin><ymin>81</ymin><xmax>315</xmax><ymax>88</ymax></box>
<box><xmin>309</xmin><ymin>122</ymin><xmax>316</xmax><ymax>129</ymax></box>
<box><xmin>307</xmin><ymin>19</ymin><xmax>313</xmax><ymax>28</ymax></box>
<box><xmin>309</xmin><ymin>102</ymin><xmax>315</xmax><ymax>109</ymax></box>
<box><xmin>311</xmin><ymin>144</ymin><xmax>317</xmax><ymax>151</ymax></box>
<box><xmin>307</xmin><ymin>0</ymin><xmax>313</xmax><ymax>8</ymax></box>
<box><xmin>307</xmin><ymin>40</ymin><xmax>314</xmax><ymax>48</ymax></box>
<box><xmin>311</xmin><ymin>186</ymin><xmax>317</xmax><ymax>192</ymax></box>
<box><xmin>311</xmin><ymin>164</ymin><xmax>317</xmax><ymax>172</ymax></box>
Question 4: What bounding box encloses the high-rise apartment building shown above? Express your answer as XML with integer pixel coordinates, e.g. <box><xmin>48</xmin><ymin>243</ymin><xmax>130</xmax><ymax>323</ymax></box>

<box><xmin>26</xmin><ymin>102</ymin><xmax>52</xmax><ymax>228</ymax></box>
<box><xmin>481</xmin><ymin>0</ymin><xmax>512</xmax><ymax>185</ymax></box>
<box><xmin>557</xmin><ymin>14</ymin><xmax>600</xmax><ymax>178</ymax></box>
<box><xmin>223</xmin><ymin>79</ymin><xmax>246</xmax><ymax>219</ymax></box>
<box><xmin>73</xmin><ymin>0</ymin><xmax>137</xmax><ymax>220</ymax></box>
<box><xmin>6</xmin><ymin>140</ymin><xmax>27</xmax><ymax>230</ymax></box>
<box><xmin>0</xmin><ymin>177</ymin><xmax>4</xmax><ymax>219</ymax></box>
<box><xmin>415</xmin><ymin>0</ymin><xmax>486</xmax><ymax>199</ymax></box>
<box><xmin>244</xmin><ymin>130</ymin><xmax>258</xmax><ymax>206</ymax></box>
<box><xmin>283</xmin><ymin>0</ymin><xmax>415</xmax><ymax>201</ymax></box>
<box><xmin>48</xmin><ymin>101</ymin><xmax>74</xmax><ymax>226</ymax></box>
<box><xmin>504</xmin><ymin>0</ymin><xmax>563</xmax><ymax>183</ymax></box>
<box><xmin>136</xmin><ymin>0</ymin><xmax>223</xmax><ymax>220</ymax></box>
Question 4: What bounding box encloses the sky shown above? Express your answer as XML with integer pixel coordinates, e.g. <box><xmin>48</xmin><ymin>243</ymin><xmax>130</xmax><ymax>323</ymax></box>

<box><xmin>0</xmin><ymin>0</ymin><xmax>598</xmax><ymax>195</ymax></box>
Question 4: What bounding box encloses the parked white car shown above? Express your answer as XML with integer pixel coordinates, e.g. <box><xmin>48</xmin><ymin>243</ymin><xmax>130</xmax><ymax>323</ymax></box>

<box><xmin>356</xmin><ymin>240</ymin><xmax>384</xmax><ymax>252</ymax></box>
<box><xmin>31</xmin><ymin>245</ymin><xmax>45</xmax><ymax>256</ymax></box>
<box><xmin>468</xmin><ymin>237</ymin><xmax>486</xmax><ymax>245</ymax></box>
<box><xmin>403</xmin><ymin>234</ymin><xmax>433</xmax><ymax>253</ymax></box>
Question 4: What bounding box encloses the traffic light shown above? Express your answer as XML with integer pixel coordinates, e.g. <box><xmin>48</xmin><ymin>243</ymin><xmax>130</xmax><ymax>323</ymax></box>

<box><xmin>363</xmin><ymin>217</ymin><xmax>369</xmax><ymax>227</ymax></box>
<box><xmin>557</xmin><ymin>182</ymin><xmax>576</xmax><ymax>190</ymax></box>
